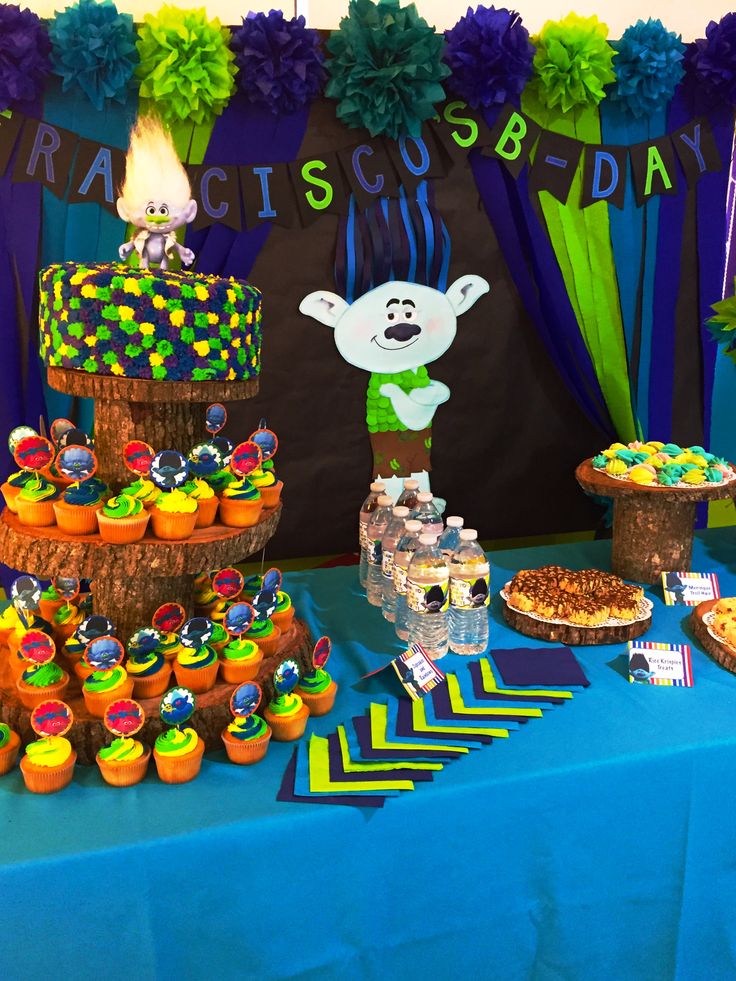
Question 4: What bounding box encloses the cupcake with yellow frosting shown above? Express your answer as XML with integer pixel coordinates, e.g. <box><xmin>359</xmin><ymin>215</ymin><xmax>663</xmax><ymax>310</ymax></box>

<box><xmin>174</xmin><ymin>644</ymin><xmax>219</xmax><ymax>693</ymax></box>
<box><xmin>96</xmin><ymin>699</ymin><xmax>150</xmax><ymax>787</ymax></box>
<box><xmin>0</xmin><ymin>723</ymin><xmax>20</xmax><ymax>775</ymax></box>
<box><xmin>221</xmin><ymin>682</ymin><xmax>271</xmax><ymax>764</ymax></box>
<box><xmin>97</xmin><ymin>495</ymin><xmax>150</xmax><ymax>543</ymax></box>
<box><xmin>52</xmin><ymin>603</ymin><xmax>84</xmax><ymax>643</ymax></box>
<box><xmin>181</xmin><ymin>478</ymin><xmax>219</xmax><ymax>527</ymax></box>
<box><xmin>16</xmin><ymin>661</ymin><xmax>70</xmax><ymax>710</ymax></box>
<box><xmin>151</xmin><ymin>489</ymin><xmax>198</xmax><ymax>540</ymax></box>
<box><xmin>16</xmin><ymin>474</ymin><xmax>61</xmax><ymax>526</ymax></box>
<box><xmin>126</xmin><ymin>651</ymin><xmax>171</xmax><ymax>699</ymax></box>
<box><xmin>271</xmin><ymin>591</ymin><xmax>295</xmax><ymax>632</ymax></box>
<box><xmin>205</xmin><ymin>469</ymin><xmax>237</xmax><ymax>495</ymax></box>
<box><xmin>153</xmin><ymin>726</ymin><xmax>204</xmax><ymax>783</ymax></box>
<box><xmin>53</xmin><ymin>479</ymin><xmax>106</xmax><ymax>535</ymax></box>
<box><xmin>156</xmin><ymin>631</ymin><xmax>187</xmax><ymax>664</ymax></box>
<box><xmin>119</xmin><ymin>476</ymin><xmax>159</xmax><ymax>509</ymax></box>
<box><xmin>1</xmin><ymin>469</ymin><xmax>36</xmax><ymax>513</ymax></box>
<box><xmin>83</xmin><ymin>665</ymin><xmax>134</xmax><ymax>717</ymax></box>
<box><xmin>20</xmin><ymin>700</ymin><xmax>76</xmax><ymax>794</ymax></box>
<box><xmin>219</xmin><ymin>637</ymin><xmax>263</xmax><ymax>684</ymax></box>
<box><xmin>219</xmin><ymin>478</ymin><xmax>263</xmax><ymax>528</ymax></box>
<box><xmin>245</xmin><ymin>617</ymin><xmax>281</xmax><ymax>658</ymax></box>
<box><xmin>0</xmin><ymin>603</ymin><xmax>22</xmax><ymax>647</ymax></box>
<box><xmin>263</xmin><ymin>658</ymin><xmax>309</xmax><ymax>741</ymax></box>
<box><xmin>249</xmin><ymin>466</ymin><xmax>283</xmax><ymax>509</ymax></box>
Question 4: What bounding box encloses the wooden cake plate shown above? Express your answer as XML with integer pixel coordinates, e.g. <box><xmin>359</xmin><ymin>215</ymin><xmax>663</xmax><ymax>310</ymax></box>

<box><xmin>690</xmin><ymin>599</ymin><xmax>736</xmax><ymax>674</ymax></box>
<box><xmin>575</xmin><ymin>458</ymin><xmax>736</xmax><ymax>584</ymax></box>
<box><xmin>502</xmin><ymin>601</ymin><xmax>652</xmax><ymax>646</ymax></box>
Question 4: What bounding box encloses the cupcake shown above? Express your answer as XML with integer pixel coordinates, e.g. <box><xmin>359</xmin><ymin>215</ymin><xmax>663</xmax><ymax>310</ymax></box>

<box><xmin>296</xmin><ymin>666</ymin><xmax>337</xmax><ymax>716</ymax></box>
<box><xmin>97</xmin><ymin>495</ymin><xmax>150</xmax><ymax>543</ymax></box>
<box><xmin>174</xmin><ymin>645</ymin><xmax>219</xmax><ymax>693</ymax></box>
<box><xmin>53</xmin><ymin>479</ymin><xmax>105</xmax><ymax>535</ymax></box>
<box><xmin>222</xmin><ymin>713</ymin><xmax>271</xmax><ymax>764</ymax></box>
<box><xmin>16</xmin><ymin>474</ymin><xmax>61</xmax><ymax>526</ymax></box>
<box><xmin>249</xmin><ymin>466</ymin><xmax>283</xmax><ymax>508</ymax></box>
<box><xmin>0</xmin><ymin>604</ymin><xmax>22</xmax><ymax>646</ymax></box>
<box><xmin>150</xmin><ymin>489</ymin><xmax>198</xmax><ymax>540</ymax></box>
<box><xmin>126</xmin><ymin>627</ymin><xmax>164</xmax><ymax>660</ymax></box>
<box><xmin>218</xmin><ymin>637</ymin><xmax>263</xmax><ymax>684</ymax></box>
<box><xmin>0</xmin><ymin>723</ymin><xmax>21</xmax><ymax>774</ymax></box>
<box><xmin>83</xmin><ymin>666</ymin><xmax>134</xmax><ymax>717</ymax></box>
<box><xmin>245</xmin><ymin>618</ymin><xmax>281</xmax><ymax>657</ymax></box>
<box><xmin>205</xmin><ymin>469</ymin><xmax>237</xmax><ymax>494</ymax></box>
<box><xmin>263</xmin><ymin>691</ymin><xmax>309</xmax><ymax>741</ymax></box>
<box><xmin>119</xmin><ymin>476</ymin><xmax>159</xmax><ymax>509</ymax></box>
<box><xmin>219</xmin><ymin>478</ymin><xmax>263</xmax><ymax>528</ymax></box>
<box><xmin>271</xmin><ymin>592</ymin><xmax>295</xmax><ymax>632</ymax></box>
<box><xmin>73</xmin><ymin>654</ymin><xmax>98</xmax><ymax>682</ymax></box>
<box><xmin>1</xmin><ymin>469</ymin><xmax>36</xmax><ymax>513</ymax></box>
<box><xmin>208</xmin><ymin>622</ymin><xmax>230</xmax><ymax>655</ymax></box>
<box><xmin>61</xmin><ymin>633</ymin><xmax>87</xmax><ymax>669</ymax></box>
<box><xmin>241</xmin><ymin>575</ymin><xmax>262</xmax><ymax>602</ymax></box>
<box><xmin>157</xmin><ymin>632</ymin><xmax>186</xmax><ymax>663</ymax></box>
<box><xmin>52</xmin><ymin>604</ymin><xmax>84</xmax><ymax>643</ymax></box>
<box><xmin>20</xmin><ymin>735</ymin><xmax>76</xmax><ymax>793</ymax></box>
<box><xmin>16</xmin><ymin>661</ymin><xmax>70</xmax><ymax>710</ymax></box>
<box><xmin>96</xmin><ymin>737</ymin><xmax>151</xmax><ymax>786</ymax></box>
<box><xmin>39</xmin><ymin>584</ymin><xmax>65</xmax><ymax>623</ymax></box>
<box><xmin>181</xmin><ymin>478</ymin><xmax>219</xmax><ymax>527</ymax></box>
<box><xmin>153</xmin><ymin>727</ymin><xmax>204</xmax><ymax>783</ymax></box>
<box><xmin>126</xmin><ymin>651</ymin><xmax>171</xmax><ymax>699</ymax></box>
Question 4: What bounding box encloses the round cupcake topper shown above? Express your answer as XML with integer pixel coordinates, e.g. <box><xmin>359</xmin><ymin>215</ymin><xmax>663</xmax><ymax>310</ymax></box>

<box><xmin>205</xmin><ymin>403</ymin><xmax>227</xmax><ymax>435</ymax></box>
<box><xmin>152</xmin><ymin>603</ymin><xmax>186</xmax><ymax>634</ymax></box>
<box><xmin>230</xmin><ymin>681</ymin><xmax>261</xmax><ymax>718</ymax></box>
<box><xmin>8</xmin><ymin>425</ymin><xmax>37</xmax><ymax>453</ymax></box>
<box><xmin>313</xmin><ymin>636</ymin><xmax>332</xmax><ymax>670</ymax></box>
<box><xmin>58</xmin><ymin>427</ymin><xmax>93</xmax><ymax>450</ymax></box>
<box><xmin>180</xmin><ymin>617</ymin><xmax>214</xmax><ymax>649</ymax></box>
<box><xmin>104</xmin><ymin>699</ymin><xmax>145</xmax><ymax>737</ymax></box>
<box><xmin>13</xmin><ymin>434</ymin><xmax>53</xmax><ymax>471</ymax></box>
<box><xmin>127</xmin><ymin>627</ymin><xmax>164</xmax><ymax>657</ymax></box>
<box><xmin>230</xmin><ymin>440</ymin><xmax>262</xmax><ymax>477</ymax></box>
<box><xmin>50</xmin><ymin>418</ymin><xmax>74</xmax><ymax>446</ymax></box>
<box><xmin>252</xmin><ymin>587</ymin><xmax>278</xmax><ymax>622</ymax></box>
<box><xmin>160</xmin><ymin>686</ymin><xmax>196</xmax><ymax>726</ymax></box>
<box><xmin>223</xmin><ymin>602</ymin><xmax>255</xmax><ymax>636</ymax></box>
<box><xmin>85</xmin><ymin>635</ymin><xmax>124</xmax><ymax>671</ymax></box>
<box><xmin>273</xmin><ymin>658</ymin><xmax>300</xmax><ymax>695</ymax></box>
<box><xmin>55</xmin><ymin>445</ymin><xmax>97</xmax><ymax>482</ymax></box>
<box><xmin>11</xmin><ymin>575</ymin><xmax>41</xmax><ymax>612</ymax></box>
<box><xmin>188</xmin><ymin>441</ymin><xmax>224</xmax><ymax>477</ymax></box>
<box><xmin>150</xmin><ymin>449</ymin><xmax>189</xmax><ymax>490</ymax></box>
<box><xmin>213</xmin><ymin>568</ymin><xmax>244</xmax><ymax>600</ymax></box>
<box><xmin>262</xmin><ymin>567</ymin><xmax>282</xmax><ymax>594</ymax></box>
<box><xmin>249</xmin><ymin>427</ymin><xmax>278</xmax><ymax>461</ymax></box>
<box><xmin>52</xmin><ymin>576</ymin><xmax>80</xmax><ymax>602</ymax></box>
<box><xmin>77</xmin><ymin>615</ymin><xmax>115</xmax><ymax>644</ymax></box>
<box><xmin>31</xmin><ymin>699</ymin><xmax>73</xmax><ymax>738</ymax></box>
<box><xmin>19</xmin><ymin>630</ymin><xmax>55</xmax><ymax>665</ymax></box>
<box><xmin>211</xmin><ymin>436</ymin><xmax>233</xmax><ymax>467</ymax></box>
<box><xmin>123</xmin><ymin>440</ymin><xmax>154</xmax><ymax>477</ymax></box>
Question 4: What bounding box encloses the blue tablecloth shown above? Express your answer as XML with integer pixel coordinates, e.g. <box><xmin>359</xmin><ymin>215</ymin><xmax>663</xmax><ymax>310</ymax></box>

<box><xmin>3</xmin><ymin>530</ymin><xmax>736</xmax><ymax>981</ymax></box>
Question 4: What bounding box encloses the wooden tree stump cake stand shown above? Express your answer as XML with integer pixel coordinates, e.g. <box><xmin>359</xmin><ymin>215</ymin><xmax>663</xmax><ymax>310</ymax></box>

<box><xmin>502</xmin><ymin>602</ymin><xmax>651</xmax><ymax>646</ymax></box>
<box><xmin>575</xmin><ymin>459</ymin><xmax>736</xmax><ymax>584</ymax></box>
<box><xmin>690</xmin><ymin>599</ymin><xmax>736</xmax><ymax>675</ymax></box>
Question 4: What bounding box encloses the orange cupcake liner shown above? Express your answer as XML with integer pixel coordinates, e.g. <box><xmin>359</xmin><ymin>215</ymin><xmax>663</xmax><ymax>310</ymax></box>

<box><xmin>271</xmin><ymin>606</ymin><xmax>295</xmax><ymax>632</ymax></box>
<box><xmin>1</xmin><ymin>482</ymin><xmax>21</xmax><ymax>513</ymax></box>
<box><xmin>96</xmin><ymin>511</ymin><xmax>150</xmax><ymax>543</ymax></box>
<box><xmin>8</xmin><ymin>651</ymin><xmax>28</xmax><ymax>683</ymax></box>
<box><xmin>39</xmin><ymin>598</ymin><xmax>65</xmax><ymax>623</ymax></box>
<box><xmin>73</xmin><ymin>659</ymin><xmax>97</xmax><ymax>682</ymax></box>
<box><xmin>53</xmin><ymin>619</ymin><xmax>82</xmax><ymax>644</ymax></box>
<box><xmin>219</xmin><ymin>497</ymin><xmax>264</xmax><ymax>528</ymax></box>
<box><xmin>83</xmin><ymin>676</ymin><xmax>135</xmax><ymax>717</ymax></box>
<box><xmin>130</xmin><ymin>665</ymin><xmax>172</xmax><ymax>699</ymax></box>
<box><xmin>218</xmin><ymin>653</ymin><xmax>263</xmax><ymax>684</ymax></box>
<box><xmin>16</xmin><ymin>498</ymin><xmax>57</xmax><ymax>527</ymax></box>
<box><xmin>96</xmin><ymin>747</ymin><xmax>151</xmax><ymax>787</ymax></box>
<box><xmin>252</xmin><ymin>625</ymin><xmax>282</xmax><ymax>658</ymax></box>
<box><xmin>259</xmin><ymin>481</ymin><xmax>283</xmax><ymax>509</ymax></box>
<box><xmin>154</xmin><ymin>738</ymin><xmax>205</xmax><ymax>784</ymax></box>
<box><xmin>173</xmin><ymin>659</ymin><xmax>220</xmax><ymax>694</ymax></box>
<box><xmin>296</xmin><ymin>680</ymin><xmax>338</xmax><ymax>717</ymax></box>
<box><xmin>193</xmin><ymin>496</ymin><xmax>219</xmax><ymax>528</ymax></box>
<box><xmin>221</xmin><ymin>727</ymin><xmax>271</xmax><ymax>764</ymax></box>
<box><xmin>0</xmin><ymin>730</ymin><xmax>21</xmax><ymax>775</ymax></box>
<box><xmin>151</xmin><ymin>508</ymin><xmax>198</xmax><ymax>541</ymax></box>
<box><xmin>53</xmin><ymin>501</ymin><xmax>102</xmax><ymax>536</ymax></box>
<box><xmin>16</xmin><ymin>670</ymin><xmax>70</xmax><ymax>710</ymax></box>
<box><xmin>263</xmin><ymin>702</ymin><xmax>310</xmax><ymax>742</ymax></box>
<box><xmin>20</xmin><ymin>750</ymin><xmax>77</xmax><ymax>793</ymax></box>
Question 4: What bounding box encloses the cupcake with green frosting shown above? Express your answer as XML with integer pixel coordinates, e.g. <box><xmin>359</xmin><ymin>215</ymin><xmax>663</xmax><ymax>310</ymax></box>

<box><xmin>219</xmin><ymin>637</ymin><xmax>263</xmax><ymax>684</ymax></box>
<box><xmin>16</xmin><ymin>661</ymin><xmax>69</xmax><ymax>710</ymax></box>
<box><xmin>296</xmin><ymin>665</ymin><xmax>337</xmax><ymax>717</ymax></box>
<box><xmin>120</xmin><ymin>477</ymin><xmax>159</xmax><ymax>509</ymax></box>
<box><xmin>222</xmin><ymin>713</ymin><xmax>271</xmax><ymax>765</ymax></box>
<box><xmin>219</xmin><ymin>478</ymin><xmax>263</xmax><ymax>528</ymax></box>
<box><xmin>174</xmin><ymin>645</ymin><xmax>220</xmax><ymax>693</ymax></box>
<box><xmin>182</xmin><ymin>477</ymin><xmax>219</xmax><ymax>527</ymax></box>
<box><xmin>96</xmin><ymin>495</ymin><xmax>150</xmax><ymax>543</ymax></box>
<box><xmin>153</xmin><ymin>726</ymin><xmax>204</xmax><ymax>784</ymax></box>
<box><xmin>245</xmin><ymin>616</ymin><xmax>282</xmax><ymax>657</ymax></box>
<box><xmin>249</xmin><ymin>465</ymin><xmax>283</xmax><ymax>509</ymax></box>
<box><xmin>263</xmin><ymin>690</ymin><xmax>309</xmax><ymax>742</ymax></box>
<box><xmin>97</xmin><ymin>736</ymin><xmax>150</xmax><ymax>786</ymax></box>
<box><xmin>151</xmin><ymin>489</ymin><xmax>199</xmax><ymax>541</ymax></box>
<box><xmin>271</xmin><ymin>591</ymin><xmax>294</xmax><ymax>632</ymax></box>
<box><xmin>16</xmin><ymin>474</ymin><xmax>62</xmax><ymax>527</ymax></box>
<box><xmin>39</xmin><ymin>584</ymin><xmax>65</xmax><ymax>622</ymax></box>
<box><xmin>1</xmin><ymin>469</ymin><xmax>36</xmax><ymax>513</ymax></box>
<box><xmin>53</xmin><ymin>478</ymin><xmax>106</xmax><ymax>535</ymax></box>
<box><xmin>82</xmin><ymin>665</ymin><xmax>134</xmax><ymax>717</ymax></box>
<box><xmin>126</xmin><ymin>651</ymin><xmax>171</xmax><ymax>698</ymax></box>
<box><xmin>0</xmin><ymin>722</ymin><xmax>20</xmax><ymax>775</ymax></box>
<box><xmin>52</xmin><ymin>603</ymin><xmax>84</xmax><ymax>643</ymax></box>
<box><xmin>205</xmin><ymin>469</ymin><xmax>237</xmax><ymax>494</ymax></box>
<box><xmin>208</xmin><ymin>622</ymin><xmax>230</xmax><ymax>655</ymax></box>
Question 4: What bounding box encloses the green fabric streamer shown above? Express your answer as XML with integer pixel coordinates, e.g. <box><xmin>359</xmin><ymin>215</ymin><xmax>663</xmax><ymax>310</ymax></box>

<box><xmin>522</xmin><ymin>88</ymin><xmax>637</xmax><ymax>440</ymax></box>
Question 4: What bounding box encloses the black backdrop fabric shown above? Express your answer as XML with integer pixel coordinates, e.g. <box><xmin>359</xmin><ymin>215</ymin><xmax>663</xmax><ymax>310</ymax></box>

<box><xmin>221</xmin><ymin>99</ymin><xmax>607</xmax><ymax>558</ymax></box>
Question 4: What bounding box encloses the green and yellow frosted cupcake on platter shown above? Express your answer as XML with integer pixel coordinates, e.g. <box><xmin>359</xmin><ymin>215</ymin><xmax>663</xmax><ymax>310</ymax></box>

<box><xmin>15</xmin><ymin>630</ymin><xmax>69</xmax><ymax>710</ymax></box>
<box><xmin>51</xmin><ymin>445</ymin><xmax>102</xmax><ymax>535</ymax></box>
<box><xmin>0</xmin><ymin>722</ymin><xmax>21</xmax><ymax>775</ymax></box>
<box><xmin>244</xmin><ymin>569</ymin><xmax>283</xmax><ymax>657</ymax></box>
<box><xmin>222</xmin><ymin>681</ymin><xmax>271</xmax><ymax>764</ymax></box>
<box><xmin>120</xmin><ymin>441</ymin><xmax>158</xmax><ymax>507</ymax></box>
<box><xmin>218</xmin><ymin>601</ymin><xmax>262</xmax><ymax>683</ymax></box>
<box><xmin>82</xmin><ymin>636</ymin><xmax>133</xmax><ymax>717</ymax></box>
<box><xmin>174</xmin><ymin>617</ymin><xmax>220</xmax><ymax>693</ymax></box>
<box><xmin>185</xmin><ymin>440</ymin><xmax>225</xmax><ymax>526</ymax></box>
<box><xmin>96</xmin><ymin>699</ymin><xmax>150</xmax><ymax>786</ymax></box>
<box><xmin>20</xmin><ymin>699</ymin><xmax>76</xmax><ymax>794</ymax></box>
<box><xmin>147</xmin><ymin>450</ymin><xmax>198</xmax><ymax>540</ymax></box>
<box><xmin>219</xmin><ymin>440</ymin><xmax>263</xmax><ymax>527</ymax></box>
<box><xmin>97</xmin><ymin>494</ymin><xmax>150</xmax><ymax>543</ymax></box>
<box><xmin>249</xmin><ymin>422</ymin><xmax>283</xmax><ymax>508</ymax></box>
<box><xmin>295</xmin><ymin>637</ymin><xmax>338</xmax><ymax>717</ymax></box>
<box><xmin>6</xmin><ymin>429</ymin><xmax>58</xmax><ymax>525</ymax></box>
<box><xmin>154</xmin><ymin>686</ymin><xmax>204</xmax><ymax>784</ymax></box>
<box><xmin>263</xmin><ymin>658</ymin><xmax>309</xmax><ymax>742</ymax></box>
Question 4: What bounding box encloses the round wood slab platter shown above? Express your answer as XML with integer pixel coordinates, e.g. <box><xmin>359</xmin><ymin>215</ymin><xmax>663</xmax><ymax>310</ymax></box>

<box><xmin>575</xmin><ymin>458</ymin><xmax>736</xmax><ymax>502</ymax></box>
<box><xmin>502</xmin><ymin>600</ymin><xmax>652</xmax><ymax>646</ymax></box>
<box><xmin>690</xmin><ymin>599</ymin><xmax>736</xmax><ymax>674</ymax></box>
<box><xmin>0</xmin><ymin>618</ymin><xmax>316</xmax><ymax>766</ymax></box>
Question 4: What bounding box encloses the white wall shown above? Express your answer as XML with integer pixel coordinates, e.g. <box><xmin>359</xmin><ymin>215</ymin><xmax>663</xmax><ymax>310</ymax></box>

<box><xmin>25</xmin><ymin>0</ymin><xmax>733</xmax><ymax>39</ymax></box>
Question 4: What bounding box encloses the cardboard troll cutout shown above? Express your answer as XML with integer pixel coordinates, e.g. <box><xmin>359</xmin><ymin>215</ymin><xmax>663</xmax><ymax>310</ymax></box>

<box><xmin>300</xmin><ymin>193</ymin><xmax>489</xmax><ymax>503</ymax></box>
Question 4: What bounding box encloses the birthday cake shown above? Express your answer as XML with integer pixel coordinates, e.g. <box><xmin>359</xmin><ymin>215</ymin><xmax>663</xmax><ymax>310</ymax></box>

<box><xmin>39</xmin><ymin>263</ymin><xmax>262</xmax><ymax>383</ymax></box>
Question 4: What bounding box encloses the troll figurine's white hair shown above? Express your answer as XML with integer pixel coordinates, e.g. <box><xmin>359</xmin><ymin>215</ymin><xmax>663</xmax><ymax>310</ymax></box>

<box><xmin>119</xmin><ymin>114</ymin><xmax>191</xmax><ymax>209</ymax></box>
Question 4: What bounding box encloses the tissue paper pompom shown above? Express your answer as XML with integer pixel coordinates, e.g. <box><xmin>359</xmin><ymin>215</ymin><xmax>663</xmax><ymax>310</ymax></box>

<box><xmin>609</xmin><ymin>19</ymin><xmax>684</xmax><ymax>118</ymax></box>
<box><xmin>444</xmin><ymin>5</ymin><xmax>534</xmax><ymax>110</ymax></box>
<box><xmin>136</xmin><ymin>4</ymin><xmax>236</xmax><ymax>126</ymax></box>
<box><xmin>326</xmin><ymin>0</ymin><xmax>450</xmax><ymax>140</ymax></box>
<box><xmin>684</xmin><ymin>13</ymin><xmax>736</xmax><ymax>109</ymax></box>
<box><xmin>231</xmin><ymin>10</ymin><xmax>325</xmax><ymax>116</ymax></box>
<box><xmin>530</xmin><ymin>13</ymin><xmax>615</xmax><ymax>112</ymax></box>
<box><xmin>0</xmin><ymin>3</ymin><xmax>51</xmax><ymax>110</ymax></box>
<box><xmin>49</xmin><ymin>0</ymin><xmax>138</xmax><ymax>111</ymax></box>
<box><xmin>707</xmin><ymin>282</ymin><xmax>736</xmax><ymax>366</ymax></box>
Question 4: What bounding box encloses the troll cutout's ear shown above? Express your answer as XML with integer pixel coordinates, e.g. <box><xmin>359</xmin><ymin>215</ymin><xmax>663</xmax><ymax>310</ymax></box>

<box><xmin>116</xmin><ymin>197</ymin><xmax>130</xmax><ymax>223</ymax></box>
<box><xmin>182</xmin><ymin>199</ymin><xmax>197</xmax><ymax>223</ymax></box>
<box><xmin>446</xmin><ymin>275</ymin><xmax>490</xmax><ymax>316</ymax></box>
<box><xmin>299</xmin><ymin>291</ymin><xmax>349</xmax><ymax>328</ymax></box>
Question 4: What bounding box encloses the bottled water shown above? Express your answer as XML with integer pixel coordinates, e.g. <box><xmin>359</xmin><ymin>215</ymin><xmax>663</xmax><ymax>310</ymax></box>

<box><xmin>380</xmin><ymin>506</ymin><xmax>410</xmax><ymax>622</ymax></box>
<box><xmin>410</xmin><ymin>492</ymin><xmax>444</xmax><ymax>538</ymax></box>
<box><xmin>359</xmin><ymin>481</ymin><xmax>385</xmax><ymax>588</ymax></box>
<box><xmin>366</xmin><ymin>495</ymin><xmax>394</xmax><ymax>607</ymax></box>
<box><xmin>396</xmin><ymin>478</ymin><xmax>420</xmax><ymax>511</ymax></box>
<box><xmin>393</xmin><ymin>519</ymin><xmax>423</xmax><ymax>641</ymax></box>
<box><xmin>438</xmin><ymin>516</ymin><xmax>464</xmax><ymax>558</ymax></box>
<box><xmin>449</xmin><ymin>529</ymin><xmax>490</xmax><ymax>655</ymax></box>
<box><xmin>406</xmin><ymin>533</ymin><xmax>449</xmax><ymax>660</ymax></box>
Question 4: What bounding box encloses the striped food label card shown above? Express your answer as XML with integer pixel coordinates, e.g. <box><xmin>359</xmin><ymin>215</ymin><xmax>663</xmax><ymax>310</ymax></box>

<box><xmin>661</xmin><ymin>571</ymin><xmax>720</xmax><ymax>606</ymax></box>
<box><xmin>628</xmin><ymin>641</ymin><xmax>693</xmax><ymax>687</ymax></box>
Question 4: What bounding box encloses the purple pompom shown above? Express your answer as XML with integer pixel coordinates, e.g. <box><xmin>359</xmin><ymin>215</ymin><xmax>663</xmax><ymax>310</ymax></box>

<box><xmin>231</xmin><ymin>10</ymin><xmax>325</xmax><ymax>116</ymax></box>
<box><xmin>444</xmin><ymin>5</ymin><xmax>534</xmax><ymax>109</ymax></box>
<box><xmin>684</xmin><ymin>13</ymin><xmax>736</xmax><ymax>108</ymax></box>
<box><xmin>0</xmin><ymin>3</ymin><xmax>51</xmax><ymax>110</ymax></box>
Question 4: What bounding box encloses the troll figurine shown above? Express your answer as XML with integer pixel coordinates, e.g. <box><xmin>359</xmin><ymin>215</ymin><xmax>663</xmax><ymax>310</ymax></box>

<box><xmin>116</xmin><ymin>115</ymin><xmax>197</xmax><ymax>270</ymax></box>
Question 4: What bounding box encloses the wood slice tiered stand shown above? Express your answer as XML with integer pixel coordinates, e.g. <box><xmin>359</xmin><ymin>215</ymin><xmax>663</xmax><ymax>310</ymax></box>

<box><xmin>0</xmin><ymin>369</ymin><xmax>316</xmax><ymax>763</ymax></box>
<box><xmin>575</xmin><ymin>458</ymin><xmax>736</xmax><ymax>584</ymax></box>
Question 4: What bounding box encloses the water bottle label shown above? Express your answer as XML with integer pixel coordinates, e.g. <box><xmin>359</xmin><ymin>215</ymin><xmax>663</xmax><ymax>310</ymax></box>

<box><xmin>359</xmin><ymin>522</ymin><xmax>370</xmax><ymax>550</ymax></box>
<box><xmin>407</xmin><ymin>576</ymin><xmax>449</xmax><ymax>614</ymax></box>
<box><xmin>382</xmin><ymin>549</ymin><xmax>395</xmax><ymax>578</ymax></box>
<box><xmin>393</xmin><ymin>565</ymin><xmax>408</xmax><ymax>594</ymax></box>
<box><xmin>367</xmin><ymin>539</ymin><xmax>382</xmax><ymax>565</ymax></box>
<box><xmin>450</xmin><ymin>574</ymin><xmax>490</xmax><ymax>610</ymax></box>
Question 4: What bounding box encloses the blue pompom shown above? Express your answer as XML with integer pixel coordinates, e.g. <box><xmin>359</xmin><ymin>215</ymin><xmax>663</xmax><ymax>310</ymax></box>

<box><xmin>609</xmin><ymin>19</ymin><xmax>684</xmax><ymax>118</ymax></box>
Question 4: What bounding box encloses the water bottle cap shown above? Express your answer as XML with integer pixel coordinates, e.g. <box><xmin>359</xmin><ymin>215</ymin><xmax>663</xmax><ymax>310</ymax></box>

<box><xmin>392</xmin><ymin>506</ymin><xmax>410</xmax><ymax>517</ymax></box>
<box><xmin>459</xmin><ymin>528</ymin><xmax>478</xmax><ymax>541</ymax></box>
<box><xmin>416</xmin><ymin>492</ymin><xmax>433</xmax><ymax>503</ymax></box>
<box><xmin>446</xmin><ymin>516</ymin><xmax>464</xmax><ymax>528</ymax></box>
<box><xmin>405</xmin><ymin>520</ymin><xmax>422</xmax><ymax>532</ymax></box>
<box><xmin>418</xmin><ymin>533</ymin><xmax>438</xmax><ymax>545</ymax></box>
<box><xmin>370</xmin><ymin>481</ymin><xmax>385</xmax><ymax>492</ymax></box>
<box><xmin>403</xmin><ymin>479</ymin><xmax>419</xmax><ymax>489</ymax></box>
<box><xmin>376</xmin><ymin>494</ymin><xmax>393</xmax><ymax>507</ymax></box>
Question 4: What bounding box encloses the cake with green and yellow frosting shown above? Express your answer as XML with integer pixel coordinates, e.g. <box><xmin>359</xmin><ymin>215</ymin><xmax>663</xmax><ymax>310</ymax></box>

<box><xmin>181</xmin><ymin>477</ymin><xmax>219</xmax><ymax>527</ymax></box>
<box><xmin>249</xmin><ymin>465</ymin><xmax>282</xmax><ymax>508</ymax></box>
<box><xmin>126</xmin><ymin>651</ymin><xmax>171</xmax><ymax>698</ymax></box>
<box><xmin>245</xmin><ymin>617</ymin><xmax>281</xmax><ymax>657</ymax></box>
<box><xmin>1</xmin><ymin>469</ymin><xmax>36</xmax><ymax>513</ymax></box>
<box><xmin>271</xmin><ymin>591</ymin><xmax>294</xmax><ymax>632</ymax></box>
<box><xmin>53</xmin><ymin>479</ymin><xmax>106</xmax><ymax>535</ymax></box>
<box><xmin>296</xmin><ymin>665</ymin><xmax>338</xmax><ymax>717</ymax></box>
<box><xmin>96</xmin><ymin>736</ymin><xmax>150</xmax><ymax>786</ymax></box>
<box><xmin>120</xmin><ymin>477</ymin><xmax>159</xmax><ymax>509</ymax></box>
<box><xmin>263</xmin><ymin>691</ymin><xmax>309</xmax><ymax>742</ymax></box>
